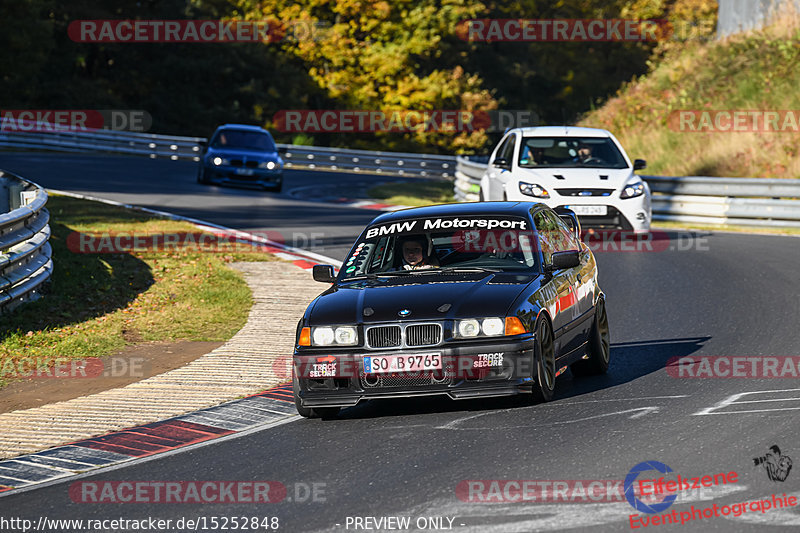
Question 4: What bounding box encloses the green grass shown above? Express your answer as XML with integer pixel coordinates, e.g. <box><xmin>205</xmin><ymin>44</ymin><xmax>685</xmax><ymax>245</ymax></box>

<box><xmin>579</xmin><ymin>19</ymin><xmax>800</xmax><ymax>179</ymax></box>
<box><xmin>0</xmin><ymin>195</ymin><xmax>278</xmax><ymax>388</ymax></box>
<box><xmin>367</xmin><ymin>180</ymin><xmax>456</xmax><ymax>206</ymax></box>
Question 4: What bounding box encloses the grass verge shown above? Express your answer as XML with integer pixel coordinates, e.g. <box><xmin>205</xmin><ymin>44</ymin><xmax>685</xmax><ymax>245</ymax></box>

<box><xmin>0</xmin><ymin>195</ymin><xmax>278</xmax><ymax>388</ymax></box>
<box><xmin>367</xmin><ymin>180</ymin><xmax>456</xmax><ymax>207</ymax></box>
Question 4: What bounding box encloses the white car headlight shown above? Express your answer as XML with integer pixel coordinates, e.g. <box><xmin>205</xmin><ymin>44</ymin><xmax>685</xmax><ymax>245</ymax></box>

<box><xmin>519</xmin><ymin>181</ymin><xmax>550</xmax><ymax>198</ymax></box>
<box><xmin>481</xmin><ymin>318</ymin><xmax>504</xmax><ymax>336</ymax></box>
<box><xmin>334</xmin><ymin>326</ymin><xmax>358</xmax><ymax>345</ymax></box>
<box><xmin>621</xmin><ymin>181</ymin><xmax>645</xmax><ymax>199</ymax></box>
<box><xmin>457</xmin><ymin>319</ymin><xmax>480</xmax><ymax>338</ymax></box>
<box><xmin>259</xmin><ymin>161</ymin><xmax>278</xmax><ymax>170</ymax></box>
<box><xmin>211</xmin><ymin>156</ymin><xmax>230</xmax><ymax>166</ymax></box>
<box><xmin>455</xmin><ymin>317</ymin><xmax>506</xmax><ymax>338</ymax></box>
<box><xmin>312</xmin><ymin>327</ymin><xmax>335</xmax><ymax>346</ymax></box>
<box><xmin>311</xmin><ymin>325</ymin><xmax>358</xmax><ymax>346</ymax></box>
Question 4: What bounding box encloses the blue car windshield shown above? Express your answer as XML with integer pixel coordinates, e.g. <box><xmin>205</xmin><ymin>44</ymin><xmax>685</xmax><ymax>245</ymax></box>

<box><xmin>211</xmin><ymin>130</ymin><xmax>276</xmax><ymax>152</ymax></box>
<box><xmin>339</xmin><ymin>216</ymin><xmax>539</xmax><ymax>280</ymax></box>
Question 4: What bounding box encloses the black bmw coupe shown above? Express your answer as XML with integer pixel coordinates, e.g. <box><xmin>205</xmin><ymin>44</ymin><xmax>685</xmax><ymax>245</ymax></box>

<box><xmin>293</xmin><ymin>201</ymin><xmax>610</xmax><ymax>418</ymax></box>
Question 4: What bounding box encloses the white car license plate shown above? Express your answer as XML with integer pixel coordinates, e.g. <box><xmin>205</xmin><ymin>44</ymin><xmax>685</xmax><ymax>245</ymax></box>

<box><xmin>567</xmin><ymin>205</ymin><xmax>607</xmax><ymax>216</ymax></box>
<box><xmin>363</xmin><ymin>353</ymin><xmax>442</xmax><ymax>374</ymax></box>
<box><xmin>235</xmin><ymin>168</ymin><xmax>254</xmax><ymax>176</ymax></box>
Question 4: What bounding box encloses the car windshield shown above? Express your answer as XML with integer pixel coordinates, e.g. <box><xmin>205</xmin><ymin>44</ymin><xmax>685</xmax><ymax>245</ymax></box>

<box><xmin>210</xmin><ymin>130</ymin><xmax>276</xmax><ymax>152</ymax></box>
<box><xmin>339</xmin><ymin>215</ymin><xmax>539</xmax><ymax>280</ymax></box>
<box><xmin>518</xmin><ymin>136</ymin><xmax>627</xmax><ymax>169</ymax></box>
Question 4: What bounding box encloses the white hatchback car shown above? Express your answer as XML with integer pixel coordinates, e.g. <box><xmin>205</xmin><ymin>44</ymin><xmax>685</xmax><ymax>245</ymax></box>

<box><xmin>479</xmin><ymin>126</ymin><xmax>651</xmax><ymax>233</ymax></box>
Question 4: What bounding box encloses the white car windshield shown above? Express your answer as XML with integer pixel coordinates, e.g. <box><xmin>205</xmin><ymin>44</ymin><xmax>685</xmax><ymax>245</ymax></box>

<box><xmin>518</xmin><ymin>136</ymin><xmax>627</xmax><ymax>169</ymax></box>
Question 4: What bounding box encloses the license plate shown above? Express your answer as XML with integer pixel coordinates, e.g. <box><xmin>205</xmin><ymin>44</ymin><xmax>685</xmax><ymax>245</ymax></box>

<box><xmin>363</xmin><ymin>353</ymin><xmax>442</xmax><ymax>374</ymax></box>
<box><xmin>235</xmin><ymin>168</ymin><xmax>254</xmax><ymax>176</ymax></box>
<box><xmin>567</xmin><ymin>205</ymin><xmax>607</xmax><ymax>216</ymax></box>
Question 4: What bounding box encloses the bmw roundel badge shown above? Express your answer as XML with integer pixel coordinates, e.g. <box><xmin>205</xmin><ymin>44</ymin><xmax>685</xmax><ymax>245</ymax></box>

<box><xmin>398</xmin><ymin>309</ymin><xmax>411</xmax><ymax>317</ymax></box>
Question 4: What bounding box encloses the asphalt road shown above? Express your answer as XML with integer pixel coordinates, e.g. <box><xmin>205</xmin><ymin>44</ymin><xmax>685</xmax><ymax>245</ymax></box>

<box><xmin>1</xmin><ymin>152</ymin><xmax>800</xmax><ymax>532</ymax></box>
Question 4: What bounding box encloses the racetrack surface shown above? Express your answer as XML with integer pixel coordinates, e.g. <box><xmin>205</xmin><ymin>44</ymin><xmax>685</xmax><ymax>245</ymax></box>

<box><xmin>1</xmin><ymin>152</ymin><xmax>799</xmax><ymax>532</ymax></box>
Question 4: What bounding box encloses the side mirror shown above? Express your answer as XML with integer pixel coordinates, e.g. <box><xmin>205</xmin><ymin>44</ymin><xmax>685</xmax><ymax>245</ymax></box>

<box><xmin>312</xmin><ymin>264</ymin><xmax>336</xmax><ymax>283</ymax></box>
<box><xmin>633</xmin><ymin>159</ymin><xmax>647</xmax><ymax>171</ymax></box>
<box><xmin>550</xmin><ymin>250</ymin><xmax>580</xmax><ymax>270</ymax></box>
<box><xmin>492</xmin><ymin>157</ymin><xmax>509</xmax><ymax>168</ymax></box>
<box><xmin>199</xmin><ymin>140</ymin><xmax>208</xmax><ymax>154</ymax></box>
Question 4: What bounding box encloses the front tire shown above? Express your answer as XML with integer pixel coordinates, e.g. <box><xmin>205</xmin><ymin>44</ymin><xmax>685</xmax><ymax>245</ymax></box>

<box><xmin>197</xmin><ymin>167</ymin><xmax>209</xmax><ymax>184</ymax></box>
<box><xmin>571</xmin><ymin>297</ymin><xmax>610</xmax><ymax>376</ymax></box>
<box><xmin>532</xmin><ymin>317</ymin><xmax>556</xmax><ymax>402</ymax></box>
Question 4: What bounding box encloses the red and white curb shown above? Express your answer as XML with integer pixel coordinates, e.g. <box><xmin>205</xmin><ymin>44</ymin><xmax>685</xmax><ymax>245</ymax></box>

<box><xmin>0</xmin><ymin>384</ymin><xmax>295</xmax><ymax>495</ymax></box>
<box><xmin>0</xmin><ymin>192</ymin><xmax>339</xmax><ymax>496</ymax></box>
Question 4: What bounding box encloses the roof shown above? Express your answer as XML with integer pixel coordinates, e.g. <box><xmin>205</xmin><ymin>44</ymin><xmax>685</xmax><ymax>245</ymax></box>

<box><xmin>215</xmin><ymin>124</ymin><xmax>270</xmax><ymax>133</ymax></box>
<box><xmin>368</xmin><ymin>201</ymin><xmax>546</xmax><ymax>225</ymax></box>
<box><xmin>514</xmin><ymin>126</ymin><xmax>612</xmax><ymax>137</ymax></box>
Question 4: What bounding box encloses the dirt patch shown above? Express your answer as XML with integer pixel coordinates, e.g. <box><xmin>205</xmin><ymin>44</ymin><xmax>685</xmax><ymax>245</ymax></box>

<box><xmin>0</xmin><ymin>341</ymin><xmax>222</xmax><ymax>414</ymax></box>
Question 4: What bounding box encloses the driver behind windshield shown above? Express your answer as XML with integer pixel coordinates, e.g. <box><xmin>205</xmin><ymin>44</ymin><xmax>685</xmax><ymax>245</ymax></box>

<box><xmin>575</xmin><ymin>142</ymin><xmax>592</xmax><ymax>163</ymax></box>
<box><xmin>399</xmin><ymin>236</ymin><xmax>439</xmax><ymax>271</ymax></box>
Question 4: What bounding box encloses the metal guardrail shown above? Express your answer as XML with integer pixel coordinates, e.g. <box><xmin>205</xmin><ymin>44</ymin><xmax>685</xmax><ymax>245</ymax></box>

<box><xmin>0</xmin><ymin>128</ymin><xmax>204</xmax><ymax>161</ymax></box>
<box><xmin>0</xmin><ymin>170</ymin><xmax>52</xmax><ymax>313</ymax></box>
<box><xmin>279</xmin><ymin>143</ymin><xmax>457</xmax><ymax>178</ymax></box>
<box><xmin>0</xmin><ymin>128</ymin><xmax>458</xmax><ymax>178</ymax></box>
<box><xmin>455</xmin><ymin>156</ymin><xmax>800</xmax><ymax>228</ymax></box>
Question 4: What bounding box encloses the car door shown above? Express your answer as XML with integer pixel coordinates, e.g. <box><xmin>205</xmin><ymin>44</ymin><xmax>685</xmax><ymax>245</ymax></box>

<box><xmin>487</xmin><ymin>133</ymin><xmax>516</xmax><ymax>200</ymax></box>
<box><xmin>534</xmin><ymin>210</ymin><xmax>581</xmax><ymax>358</ymax></box>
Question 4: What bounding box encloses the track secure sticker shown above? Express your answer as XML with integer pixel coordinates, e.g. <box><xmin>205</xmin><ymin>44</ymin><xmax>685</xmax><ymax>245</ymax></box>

<box><xmin>624</xmin><ymin>461</ymin><xmax>677</xmax><ymax>514</ymax></box>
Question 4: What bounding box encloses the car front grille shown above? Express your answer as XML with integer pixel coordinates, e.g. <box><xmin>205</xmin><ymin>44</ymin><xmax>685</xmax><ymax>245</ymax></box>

<box><xmin>367</xmin><ymin>326</ymin><xmax>402</xmax><ymax>348</ymax></box>
<box><xmin>555</xmin><ymin>188</ymin><xmax>614</xmax><ymax>197</ymax></box>
<box><xmin>406</xmin><ymin>324</ymin><xmax>441</xmax><ymax>346</ymax></box>
<box><xmin>365</xmin><ymin>323</ymin><xmax>442</xmax><ymax>349</ymax></box>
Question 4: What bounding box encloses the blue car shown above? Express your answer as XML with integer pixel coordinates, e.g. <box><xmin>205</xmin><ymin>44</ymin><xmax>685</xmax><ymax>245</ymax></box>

<box><xmin>197</xmin><ymin>124</ymin><xmax>283</xmax><ymax>191</ymax></box>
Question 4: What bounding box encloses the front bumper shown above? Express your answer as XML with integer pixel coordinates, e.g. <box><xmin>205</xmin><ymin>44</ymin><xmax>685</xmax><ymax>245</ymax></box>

<box><xmin>294</xmin><ymin>337</ymin><xmax>537</xmax><ymax>408</ymax></box>
<box><xmin>204</xmin><ymin>166</ymin><xmax>283</xmax><ymax>188</ymax></box>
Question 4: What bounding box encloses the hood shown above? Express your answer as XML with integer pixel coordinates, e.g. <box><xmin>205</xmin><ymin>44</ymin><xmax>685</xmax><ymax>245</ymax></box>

<box><xmin>307</xmin><ymin>273</ymin><xmax>540</xmax><ymax>325</ymax></box>
<box><xmin>515</xmin><ymin>167</ymin><xmax>635</xmax><ymax>190</ymax></box>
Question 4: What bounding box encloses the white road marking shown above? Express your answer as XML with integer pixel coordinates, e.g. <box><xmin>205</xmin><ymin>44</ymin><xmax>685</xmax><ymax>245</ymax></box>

<box><xmin>439</xmin><ymin>406</ymin><xmax>662</xmax><ymax>430</ymax></box>
<box><xmin>693</xmin><ymin>388</ymin><xmax>800</xmax><ymax>415</ymax></box>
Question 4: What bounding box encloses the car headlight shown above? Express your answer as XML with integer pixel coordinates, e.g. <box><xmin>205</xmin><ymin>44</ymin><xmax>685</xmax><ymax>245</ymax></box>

<box><xmin>519</xmin><ymin>181</ymin><xmax>550</xmax><ymax>198</ymax></box>
<box><xmin>301</xmin><ymin>326</ymin><xmax>358</xmax><ymax>347</ymax></box>
<box><xmin>211</xmin><ymin>156</ymin><xmax>230</xmax><ymax>166</ymax></box>
<box><xmin>455</xmin><ymin>317</ymin><xmax>526</xmax><ymax>338</ymax></box>
<box><xmin>258</xmin><ymin>161</ymin><xmax>278</xmax><ymax>170</ymax></box>
<box><xmin>621</xmin><ymin>181</ymin><xmax>645</xmax><ymax>199</ymax></box>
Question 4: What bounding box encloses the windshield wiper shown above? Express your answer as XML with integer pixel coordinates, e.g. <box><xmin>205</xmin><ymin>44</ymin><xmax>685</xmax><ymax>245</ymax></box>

<box><xmin>434</xmin><ymin>267</ymin><xmax>502</xmax><ymax>274</ymax></box>
<box><xmin>344</xmin><ymin>271</ymin><xmax>416</xmax><ymax>281</ymax></box>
